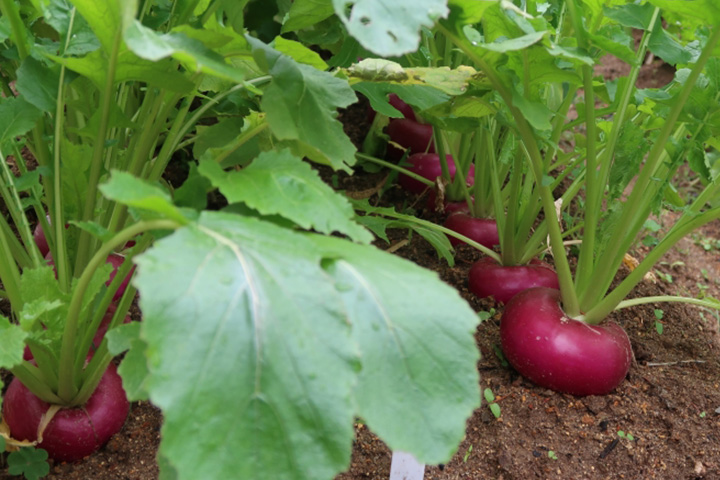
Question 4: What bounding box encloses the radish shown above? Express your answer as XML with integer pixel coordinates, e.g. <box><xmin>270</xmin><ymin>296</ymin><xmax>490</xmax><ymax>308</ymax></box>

<box><xmin>500</xmin><ymin>288</ymin><xmax>632</xmax><ymax>396</ymax></box>
<box><xmin>444</xmin><ymin>212</ymin><xmax>499</xmax><ymax>249</ymax></box>
<box><xmin>33</xmin><ymin>215</ymin><xmax>68</xmax><ymax>257</ymax></box>
<box><xmin>398</xmin><ymin>153</ymin><xmax>474</xmax><ymax>195</ymax></box>
<box><xmin>386</xmin><ymin>118</ymin><xmax>434</xmax><ymax>160</ymax></box>
<box><xmin>388</xmin><ymin>93</ymin><xmax>417</xmax><ymax>121</ymax></box>
<box><xmin>33</xmin><ymin>221</ymin><xmax>50</xmax><ymax>257</ymax></box>
<box><xmin>2</xmin><ymin>363</ymin><xmax>129</xmax><ymax>461</ymax></box>
<box><xmin>468</xmin><ymin>257</ymin><xmax>559</xmax><ymax>304</ymax></box>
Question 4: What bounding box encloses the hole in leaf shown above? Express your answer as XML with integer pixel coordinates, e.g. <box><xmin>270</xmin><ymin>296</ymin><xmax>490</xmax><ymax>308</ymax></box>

<box><xmin>387</xmin><ymin>31</ymin><xmax>397</xmax><ymax>41</ymax></box>
<box><xmin>360</xmin><ymin>16</ymin><xmax>371</xmax><ymax>25</ymax></box>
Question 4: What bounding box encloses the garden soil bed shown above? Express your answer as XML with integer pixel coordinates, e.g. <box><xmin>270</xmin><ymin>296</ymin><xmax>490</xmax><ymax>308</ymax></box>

<box><xmin>3</xmin><ymin>53</ymin><xmax>720</xmax><ymax>480</ymax></box>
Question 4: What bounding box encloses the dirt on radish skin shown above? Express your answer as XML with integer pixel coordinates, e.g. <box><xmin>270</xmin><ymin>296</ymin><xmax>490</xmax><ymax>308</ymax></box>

<box><xmin>2</xmin><ymin>363</ymin><xmax>130</xmax><ymax>462</ymax></box>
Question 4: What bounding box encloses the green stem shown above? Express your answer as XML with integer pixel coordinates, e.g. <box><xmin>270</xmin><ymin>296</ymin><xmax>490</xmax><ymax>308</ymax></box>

<box><xmin>563</xmin><ymin>106</ymin><xmax>615</xmax><ymax>130</ymax></box>
<box><xmin>0</xmin><ymin>151</ymin><xmax>40</xmax><ymax>268</ymax></box>
<box><xmin>164</xmin><ymin>78</ymin><xmax>271</xmax><ymax>166</ymax></box>
<box><xmin>9</xmin><ymin>362</ymin><xmax>63</xmax><ymax>404</ymax></box>
<box><xmin>0</xmin><ymin>0</ymin><xmax>30</xmax><ymax>59</ymax></box>
<box><xmin>577</xmin><ymin>8</ymin><xmax>659</xmax><ymax>302</ymax></box>
<box><xmin>378</xmin><ymin>210</ymin><xmax>501</xmax><ymax>261</ymax></box>
<box><xmin>73</xmin><ymin>239</ymin><xmax>151</xmax><ymax>406</ymax></box>
<box><xmin>584</xmin><ymin>207</ymin><xmax>720</xmax><ymax>323</ymax></box>
<box><xmin>0</xmin><ymin>216</ymin><xmax>22</xmax><ymax>309</ymax></box>
<box><xmin>356</xmin><ymin>153</ymin><xmax>434</xmax><ymax>188</ymax></box>
<box><xmin>147</xmin><ymin>94</ymin><xmax>192</xmax><ymax>182</ymax></box>
<box><xmin>566</xmin><ymin>0</ymin><xmax>598</xmax><ymax>295</ymax></box>
<box><xmin>433</xmin><ymin>129</ymin><xmax>454</xmax><ymax>195</ymax></box>
<box><xmin>499</xmin><ymin>148</ymin><xmax>524</xmax><ymax>265</ymax></box>
<box><xmin>57</xmin><ymin>219</ymin><xmax>182</xmax><ymax>404</ymax></box>
<box><xmin>75</xmin><ymin>28</ymin><xmax>124</xmax><ymax>274</ymax></box>
<box><xmin>53</xmin><ymin>74</ymin><xmax>70</xmax><ymax>289</ymax></box>
<box><xmin>615</xmin><ymin>296</ymin><xmax>720</xmax><ymax>311</ymax></box>
<box><xmin>214</xmin><ymin>122</ymin><xmax>270</xmax><ymax>166</ymax></box>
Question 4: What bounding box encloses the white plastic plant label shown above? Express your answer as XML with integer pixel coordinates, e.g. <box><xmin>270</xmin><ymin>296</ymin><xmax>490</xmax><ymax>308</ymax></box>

<box><xmin>389</xmin><ymin>451</ymin><xmax>425</xmax><ymax>480</ymax></box>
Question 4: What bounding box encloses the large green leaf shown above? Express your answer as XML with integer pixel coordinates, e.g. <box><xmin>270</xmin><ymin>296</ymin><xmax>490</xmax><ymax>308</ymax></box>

<box><xmin>197</xmin><ymin>150</ymin><xmax>372</xmax><ymax>243</ymax></box>
<box><xmin>603</xmin><ymin>3</ymin><xmax>656</xmax><ymax>29</ymax></box>
<box><xmin>99</xmin><ymin>171</ymin><xmax>188</xmax><ymax>224</ymax></box>
<box><xmin>43</xmin><ymin>0</ymin><xmax>101</xmax><ymax>56</ymax></box>
<box><xmin>333</xmin><ymin>0</ymin><xmax>449</xmax><ymax>56</ymax></box>
<box><xmin>273</xmin><ymin>37</ymin><xmax>328</xmax><ymax>70</ymax></box>
<box><xmin>480</xmin><ymin>30</ymin><xmax>546</xmax><ymax>52</ymax></box>
<box><xmin>0</xmin><ymin>97</ymin><xmax>42</xmax><ymax>145</ymax></box>
<box><xmin>446</xmin><ymin>0</ymin><xmax>499</xmax><ymax>25</ymax></box>
<box><xmin>312</xmin><ymin>235</ymin><xmax>480</xmax><ymax>464</ymax></box>
<box><xmin>124</xmin><ymin>21</ymin><xmax>245</xmax><ymax>83</ymax></box>
<box><xmin>282</xmin><ymin>0</ymin><xmax>335</xmax><ymax>32</ymax></box>
<box><xmin>60</xmin><ymin>138</ymin><xmax>91</xmax><ymax>220</ymax></box>
<box><xmin>132</xmin><ymin>212</ymin><xmax>357</xmax><ymax>480</ymax></box>
<box><xmin>68</xmin><ymin>0</ymin><xmax>136</xmax><ymax>52</ymax></box>
<box><xmin>647</xmin><ymin>0</ymin><xmax>720</xmax><ymax>25</ymax></box>
<box><xmin>49</xmin><ymin>49</ymin><xmax>195</xmax><ymax>92</ymax></box>
<box><xmin>249</xmin><ymin>37</ymin><xmax>358</xmax><ymax>170</ymax></box>
<box><xmin>648</xmin><ymin>21</ymin><xmax>693</xmax><ymax>66</ymax></box>
<box><xmin>354</xmin><ymin>82</ymin><xmax>448</xmax><ymax>117</ymax></box>
<box><xmin>106</xmin><ymin>322</ymin><xmax>150</xmax><ymax>401</ymax></box>
<box><xmin>16</xmin><ymin>57</ymin><xmax>60</xmax><ymax>112</ymax></box>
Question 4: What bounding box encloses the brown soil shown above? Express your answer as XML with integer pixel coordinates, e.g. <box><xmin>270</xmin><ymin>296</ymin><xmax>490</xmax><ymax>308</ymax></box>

<box><xmin>2</xmin><ymin>51</ymin><xmax>716</xmax><ymax>480</ymax></box>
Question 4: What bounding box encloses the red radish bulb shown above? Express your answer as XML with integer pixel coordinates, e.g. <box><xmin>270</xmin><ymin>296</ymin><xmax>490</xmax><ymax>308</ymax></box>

<box><xmin>444</xmin><ymin>213</ymin><xmax>499</xmax><ymax>249</ymax></box>
<box><xmin>500</xmin><ymin>287</ymin><xmax>632</xmax><ymax>396</ymax></box>
<box><xmin>386</xmin><ymin>119</ymin><xmax>434</xmax><ymax>160</ymax></box>
<box><xmin>388</xmin><ymin>94</ymin><xmax>417</xmax><ymax>121</ymax></box>
<box><xmin>33</xmin><ymin>222</ymin><xmax>50</xmax><ymax>257</ymax></box>
<box><xmin>468</xmin><ymin>257</ymin><xmax>559</xmax><ymax>304</ymax></box>
<box><xmin>398</xmin><ymin>153</ymin><xmax>475</xmax><ymax>195</ymax></box>
<box><xmin>33</xmin><ymin>216</ymin><xmax>69</xmax><ymax>257</ymax></box>
<box><xmin>2</xmin><ymin>363</ymin><xmax>129</xmax><ymax>461</ymax></box>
